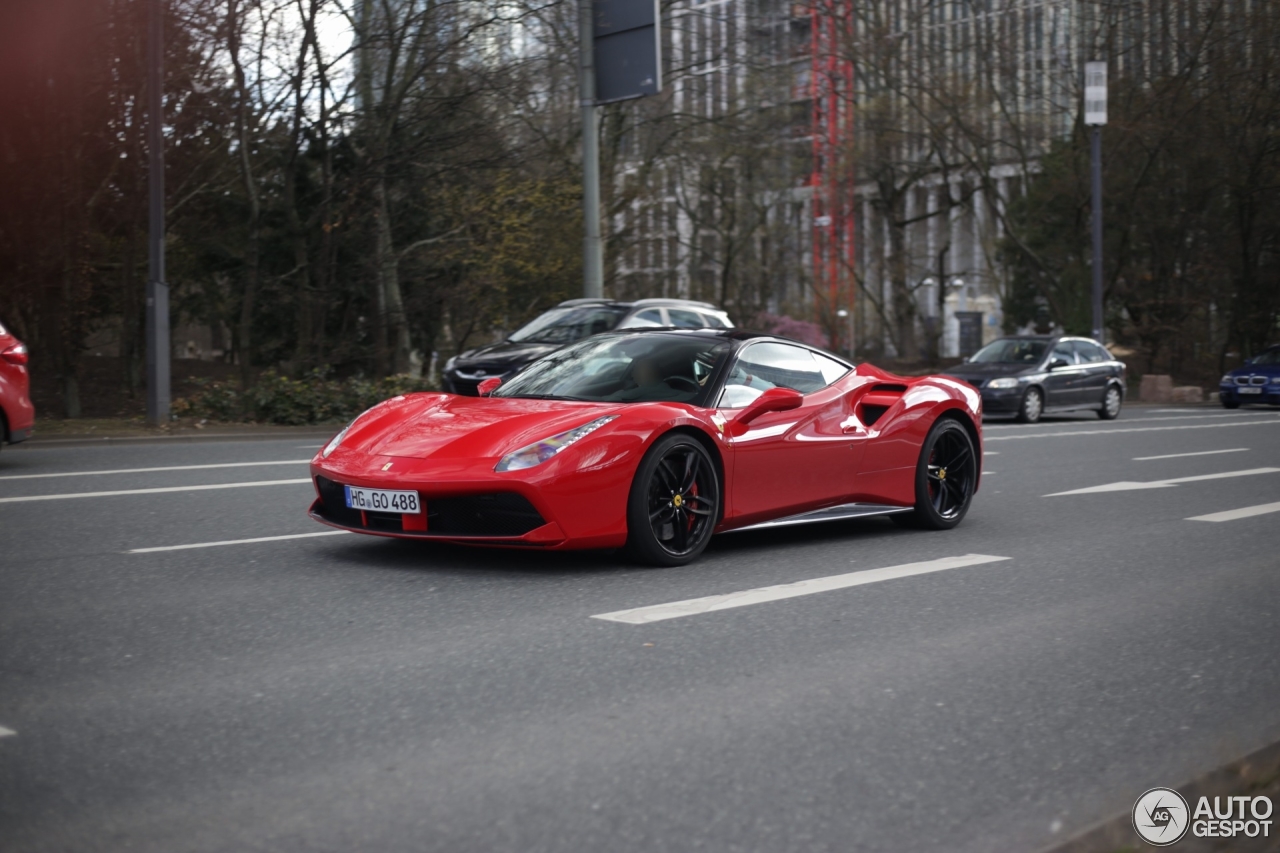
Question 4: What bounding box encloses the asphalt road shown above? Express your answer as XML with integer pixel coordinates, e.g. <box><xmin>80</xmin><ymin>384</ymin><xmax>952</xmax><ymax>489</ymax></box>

<box><xmin>2</xmin><ymin>405</ymin><xmax>1279</xmax><ymax>852</ymax></box>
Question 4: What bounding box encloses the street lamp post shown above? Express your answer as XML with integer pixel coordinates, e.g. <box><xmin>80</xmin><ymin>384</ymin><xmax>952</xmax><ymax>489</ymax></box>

<box><xmin>1085</xmin><ymin>60</ymin><xmax>1107</xmax><ymax>344</ymax></box>
<box><xmin>146</xmin><ymin>0</ymin><xmax>170</xmax><ymax>425</ymax></box>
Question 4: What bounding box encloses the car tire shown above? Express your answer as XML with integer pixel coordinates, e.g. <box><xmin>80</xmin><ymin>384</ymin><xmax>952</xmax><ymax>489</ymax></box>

<box><xmin>894</xmin><ymin>417</ymin><xmax>977</xmax><ymax>531</ymax></box>
<box><xmin>1097</xmin><ymin>385</ymin><xmax>1123</xmax><ymax>420</ymax></box>
<box><xmin>625</xmin><ymin>433</ymin><xmax>720</xmax><ymax>567</ymax></box>
<box><xmin>1016</xmin><ymin>387</ymin><xmax>1044</xmax><ymax>423</ymax></box>
<box><xmin>1222</xmin><ymin>398</ymin><xmax>1239</xmax><ymax>410</ymax></box>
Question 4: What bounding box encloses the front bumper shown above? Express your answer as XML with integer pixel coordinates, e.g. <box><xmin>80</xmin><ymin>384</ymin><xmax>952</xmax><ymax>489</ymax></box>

<box><xmin>308</xmin><ymin>435</ymin><xmax>641</xmax><ymax>550</ymax></box>
<box><xmin>978</xmin><ymin>386</ymin><xmax>1023</xmax><ymax>414</ymax></box>
<box><xmin>1220</xmin><ymin>385</ymin><xmax>1280</xmax><ymax>405</ymax></box>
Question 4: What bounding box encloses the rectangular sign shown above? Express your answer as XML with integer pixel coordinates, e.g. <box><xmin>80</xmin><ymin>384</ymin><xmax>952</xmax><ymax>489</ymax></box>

<box><xmin>594</xmin><ymin>0</ymin><xmax>662</xmax><ymax>103</ymax></box>
<box><xmin>1084</xmin><ymin>61</ymin><xmax>1107</xmax><ymax>125</ymax></box>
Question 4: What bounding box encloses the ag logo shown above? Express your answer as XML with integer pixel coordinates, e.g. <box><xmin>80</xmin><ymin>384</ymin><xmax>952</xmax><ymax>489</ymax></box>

<box><xmin>1133</xmin><ymin>787</ymin><xmax>1190</xmax><ymax>846</ymax></box>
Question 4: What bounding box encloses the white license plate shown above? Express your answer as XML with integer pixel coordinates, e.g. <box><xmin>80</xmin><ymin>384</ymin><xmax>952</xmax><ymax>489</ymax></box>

<box><xmin>344</xmin><ymin>485</ymin><xmax>421</xmax><ymax>513</ymax></box>
<box><xmin>1239</xmin><ymin>387</ymin><xmax>1262</xmax><ymax>395</ymax></box>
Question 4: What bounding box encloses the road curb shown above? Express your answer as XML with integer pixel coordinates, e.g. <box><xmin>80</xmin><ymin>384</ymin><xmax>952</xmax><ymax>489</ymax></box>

<box><xmin>15</xmin><ymin>430</ymin><xmax>335</xmax><ymax>448</ymax></box>
<box><xmin>1038</xmin><ymin>739</ymin><xmax>1280</xmax><ymax>853</ymax></box>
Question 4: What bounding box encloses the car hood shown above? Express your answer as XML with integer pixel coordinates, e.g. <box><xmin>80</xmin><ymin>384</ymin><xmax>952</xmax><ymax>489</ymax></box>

<box><xmin>347</xmin><ymin>393</ymin><xmax>623</xmax><ymax>460</ymax></box>
<box><xmin>1228</xmin><ymin>364</ymin><xmax>1280</xmax><ymax>377</ymax></box>
<box><xmin>452</xmin><ymin>340</ymin><xmax>561</xmax><ymax>372</ymax></box>
<box><xmin>943</xmin><ymin>362</ymin><xmax>1039</xmax><ymax>382</ymax></box>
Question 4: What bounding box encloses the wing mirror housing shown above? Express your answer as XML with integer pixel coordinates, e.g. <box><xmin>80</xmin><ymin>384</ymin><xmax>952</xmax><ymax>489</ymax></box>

<box><xmin>728</xmin><ymin>387</ymin><xmax>803</xmax><ymax>436</ymax></box>
<box><xmin>477</xmin><ymin>377</ymin><xmax>502</xmax><ymax>396</ymax></box>
<box><xmin>1048</xmin><ymin>358</ymin><xmax>1071</xmax><ymax>370</ymax></box>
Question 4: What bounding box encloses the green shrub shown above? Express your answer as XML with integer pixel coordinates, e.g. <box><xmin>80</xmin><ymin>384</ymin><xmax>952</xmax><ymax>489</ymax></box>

<box><xmin>173</xmin><ymin>369</ymin><xmax>437</xmax><ymax>425</ymax></box>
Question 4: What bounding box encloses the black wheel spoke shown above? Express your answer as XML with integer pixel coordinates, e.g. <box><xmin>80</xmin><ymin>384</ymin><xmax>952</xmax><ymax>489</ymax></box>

<box><xmin>671</xmin><ymin>511</ymin><xmax>689</xmax><ymax>550</ymax></box>
<box><xmin>649</xmin><ymin>505</ymin><xmax>674</xmax><ymax>523</ymax></box>
<box><xmin>679</xmin><ymin>451</ymin><xmax>700</xmax><ymax>493</ymax></box>
<box><xmin>656</xmin><ymin>459</ymin><xmax>679</xmax><ymax>492</ymax></box>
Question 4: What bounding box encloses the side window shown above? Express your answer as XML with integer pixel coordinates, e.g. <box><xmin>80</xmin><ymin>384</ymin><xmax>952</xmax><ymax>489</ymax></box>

<box><xmin>668</xmin><ymin>308</ymin><xmax>704</xmax><ymax>328</ymax></box>
<box><xmin>1051</xmin><ymin>341</ymin><xmax>1077</xmax><ymax>365</ymax></box>
<box><xmin>718</xmin><ymin>342</ymin><xmax>832</xmax><ymax>408</ymax></box>
<box><xmin>618</xmin><ymin>308</ymin><xmax>664</xmax><ymax>329</ymax></box>
<box><xmin>1073</xmin><ymin>341</ymin><xmax>1108</xmax><ymax>363</ymax></box>
<box><xmin>812</xmin><ymin>352</ymin><xmax>851</xmax><ymax>384</ymax></box>
<box><xmin>700</xmin><ymin>311</ymin><xmax>728</xmax><ymax>328</ymax></box>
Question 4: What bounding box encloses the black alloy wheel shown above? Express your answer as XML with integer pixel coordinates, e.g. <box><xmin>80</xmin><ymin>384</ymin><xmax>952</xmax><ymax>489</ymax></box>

<box><xmin>1017</xmin><ymin>386</ymin><xmax>1044</xmax><ymax>423</ymax></box>
<box><xmin>894</xmin><ymin>418</ymin><xmax>977</xmax><ymax>530</ymax></box>
<box><xmin>1097</xmin><ymin>384</ymin><xmax>1123</xmax><ymax>420</ymax></box>
<box><xmin>626</xmin><ymin>433</ymin><xmax>719</xmax><ymax>566</ymax></box>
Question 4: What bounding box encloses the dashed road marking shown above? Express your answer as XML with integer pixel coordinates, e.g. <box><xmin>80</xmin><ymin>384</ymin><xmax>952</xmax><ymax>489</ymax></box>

<box><xmin>0</xmin><ymin>460</ymin><xmax>313</xmax><ymax>481</ymax></box>
<box><xmin>1045</xmin><ymin>468</ymin><xmax>1280</xmax><ymax>497</ymax></box>
<box><xmin>591</xmin><ymin>554</ymin><xmax>1012</xmax><ymax>625</ymax></box>
<box><xmin>128</xmin><ymin>530</ymin><xmax>350</xmax><ymax>553</ymax></box>
<box><xmin>0</xmin><ymin>726</ymin><xmax>15</xmax><ymax>738</ymax></box>
<box><xmin>0</xmin><ymin>479</ymin><xmax>312</xmax><ymax>504</ymax></box>
<box><xmin>1186</xmin><ymin>502</ymin><xmax>1280</xmax><ymax>523</ymax></box>
<box><xmin>1133</xmin><ymin>448</ymin><xmax>1248</xmax><ymax>461</ymax></box>
<box><xmin>987</xmin><ymin>418</ymin><xmax>1280</xmax><ymax>442</ymax></box>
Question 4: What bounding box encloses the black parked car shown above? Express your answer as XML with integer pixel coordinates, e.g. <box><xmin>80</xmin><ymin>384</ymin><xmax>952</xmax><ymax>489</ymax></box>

<box><xmin>943</xmin><ymin>335</ymin><xmax>1127</xmax><ymax>423</ymax></box>
<box><xmin>441</xmin><ymin>298</ymin><xmax>733</xmax><ymax>395</ymax></box>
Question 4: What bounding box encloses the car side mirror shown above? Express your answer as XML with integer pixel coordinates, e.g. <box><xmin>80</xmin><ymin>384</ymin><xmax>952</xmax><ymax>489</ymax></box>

<box><xmin>1049</xmin><ymin>358</ymin><xmax>1070</xmax><ymax>370</ymax></box>
<box><xmin>729</xmin><ymin>387</ymin><xmax>803</xmax><ymax>436</ymax></box>
<box><xmin>477</xmin><ymin>377</ymin><xmax>502</xmax><ymax>396</ymax></box>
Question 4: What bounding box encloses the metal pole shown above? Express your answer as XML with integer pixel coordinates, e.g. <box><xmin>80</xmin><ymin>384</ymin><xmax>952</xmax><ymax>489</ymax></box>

<box><xmin>1090</xmin><ymin>124</ymin><xmax>1104</xmax><ymax>343</ymax></box>
<box><xmin>146</xmin><ymin>0</ymin><xmax>170</xmax><ymax>425</ymax></box>
<box><xmin>578</xmin><ymin>0</ymin><xmax>603</xmax><ymax>298</ymax></box>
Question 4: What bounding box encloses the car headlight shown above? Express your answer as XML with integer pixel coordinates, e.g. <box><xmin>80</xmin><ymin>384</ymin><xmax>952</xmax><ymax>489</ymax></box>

<box><xmin>444</xmin><ymin>356</ymin><xmax>457</xmax><ymax>373</ymax></box>
<box><xmin>322</xmin><ymin>406</ymin><xmax>379</xmax><ymax>458</ymax></box>
<box><xmin>1272</xmin><ymin>376</ymin><xmax>1280</xmax><ymax>384</ymax></box>
<box><xmin>495</xmin><ymin>416</ymin><xmax>618</xmax><ymax>472</ymax></box>
<box><xmin>987</xmin><ymin>377</ymin><xmax>1020</xmax><ymax>389</ymax></box>
<box><xmin>1221</xmin><ymin>374</ymin><xmax>1234</xmax><ymax>385</ymax></box>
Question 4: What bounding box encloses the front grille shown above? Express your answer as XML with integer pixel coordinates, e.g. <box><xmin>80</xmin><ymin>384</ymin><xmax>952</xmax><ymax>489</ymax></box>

<box><xmin>451</xmin><ymin>378</ymin><xmax>481</xmax><ymax>396</ymax></box>
<box><xmin>314</xmin><ymin>476</ymin><xmax>543</xmax><ymax>538</ymax></box>
<box><xmin>1251</xmin><ymin>375</ymin><xmax>1268</xmax><ymax>386</ymax></box>
<box><xmin>428</xmin><ymin>494</ymin><xmax>544</xmax><ymax>536</ymax></box>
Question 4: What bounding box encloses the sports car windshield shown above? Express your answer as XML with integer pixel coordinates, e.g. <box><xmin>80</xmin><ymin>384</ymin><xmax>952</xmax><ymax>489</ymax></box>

<box><xmin>507</xmin><ymin>306</ymin><xmax>628</xmax><ymax>345</ymax></box>
<box><xmin>493</xmin><ymin>334</ymin><xmax>730</xmax><ymax>404</ymax></box>
<box><xmin>969</xmin><ymin>339</ymin><xmax>1049</xmax><ymax>364</ymax></box>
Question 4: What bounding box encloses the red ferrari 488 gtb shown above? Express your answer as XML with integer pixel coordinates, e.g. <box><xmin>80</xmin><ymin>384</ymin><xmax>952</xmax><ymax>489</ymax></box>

<box><xmin>309</xmin><ymin>329</ymin><xmax>983</xmax><ymax>566</ymax></box>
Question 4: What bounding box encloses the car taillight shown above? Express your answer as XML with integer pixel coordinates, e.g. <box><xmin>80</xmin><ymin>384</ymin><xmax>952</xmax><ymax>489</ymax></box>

<box><xmin>2</xmin><ymin>344</ymin><xmax>28</xmax><ymax>366</ymax></box>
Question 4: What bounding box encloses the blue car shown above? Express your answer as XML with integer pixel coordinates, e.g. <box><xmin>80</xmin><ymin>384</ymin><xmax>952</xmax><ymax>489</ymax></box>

<box><xmin>1220</xmin><ymin>345</ymin><xmax>1280</xmax><ymax>408</ymax></box>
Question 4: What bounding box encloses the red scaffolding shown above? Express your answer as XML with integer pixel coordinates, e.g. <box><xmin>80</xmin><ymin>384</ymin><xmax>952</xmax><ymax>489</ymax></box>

<box><xmin>809</xmin><ymin>0</ymin><xmax>855</xmax><ymax>353</ymax></box>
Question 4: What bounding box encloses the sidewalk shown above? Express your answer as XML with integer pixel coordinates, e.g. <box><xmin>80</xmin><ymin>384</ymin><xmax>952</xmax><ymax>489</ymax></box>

<box><xmin>15</xmin><ymin>418</ymin><xmax>338</xmax><ymax>447</ymax></box>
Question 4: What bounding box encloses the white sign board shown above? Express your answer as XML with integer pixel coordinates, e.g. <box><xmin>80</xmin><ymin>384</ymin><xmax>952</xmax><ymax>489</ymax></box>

<box><xmin>1084</xmin><ymin>61</ymin><xmax>1107</xmax><ymax>126</ymax></box>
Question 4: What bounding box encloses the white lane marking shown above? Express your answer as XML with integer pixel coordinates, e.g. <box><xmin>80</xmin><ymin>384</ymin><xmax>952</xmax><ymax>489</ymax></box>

<box><xmin>984</xmin><ymin>451</ymin><xmax>1000</xmax><ymax>456</ymax></box>
<box><xmin>983</xmin><ymin>470</ymin><xmax>997</xmax><ymax>474</ymax></box>
<box><xmin>1187</xmin><ymin>502</ymin><xmax>1280</xmax><ymax>523</ymax></box>
<box><xmin>985</xmin><ymin>413</ymin><xmax>1249</xmax><ymax>430</ymax></box>
<box><xmin>1134</xmin><ymin>448</ymin><xmax>1248</xmax><ymax>461</ymax></box>
<box><xmin>297</xmin><ymin>444</ymin><xmax>322</xmax><ymax>449</ymax></box>
<box><xmin>0</xmin><ymin>479</ymin><xmax>312</xmax><ymax>504</ymax></box>
<box><xmin>0</xmin><ymin>460</ymin><xmax>313</xmax><ymax>482</ymax></box>
<box><xmin>591</xmin><ymin>554</ymin><xmax>1012</xmax><ymax>625</ymax></box>
<box><xmin>0</xmin><ymin>725</ymin><xmax>15</xmax><ymax>738</ymax></box>
<box><xmin>1046</xmin><ymin>467</ymin><xmax>1280</xmax><ymax>497</ymax></box>
<box><xmin>987</xmin><ymin>418</ymin><xmax>1280</xmax><ymax>442</ymax></box>
<box><xmin>128</xmin><ymin>530</ymin><xmax>350</xmax><ymax>553</ymax></box>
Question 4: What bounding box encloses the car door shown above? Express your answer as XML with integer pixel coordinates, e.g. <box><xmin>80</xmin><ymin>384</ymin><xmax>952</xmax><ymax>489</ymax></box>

<box><xmin>1071</xmin><ymin>340</ymin><xmax>1112</xmax><ymax>406</ymax></box>
<box><xmin>1042</xmin><ymin>339</ymin><xmax>1083</xmax><ymax>408</ymax></box>
<box><xmin>717</xmin><ymin>342</ymin><xmax>858</xmax><ymax>522</ymax></box>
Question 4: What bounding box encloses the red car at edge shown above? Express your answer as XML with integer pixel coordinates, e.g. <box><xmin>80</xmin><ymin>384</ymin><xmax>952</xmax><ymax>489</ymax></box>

<box><xmin>309</xmin><ymin>329</ymin><xmax>983</xmax><ymax>566</ymax></box>
<box><xmin>0</xmin><ymin>319</ymin><xmax>34</xmax><ymax>452</ymax></box>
